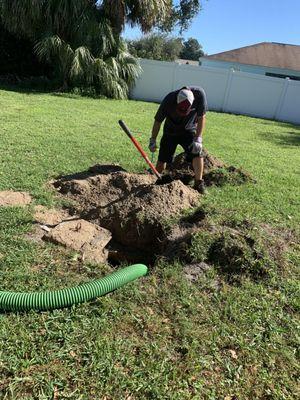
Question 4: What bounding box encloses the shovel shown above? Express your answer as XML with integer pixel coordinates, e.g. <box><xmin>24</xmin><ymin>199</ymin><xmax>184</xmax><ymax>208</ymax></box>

<box><xmin>118</xmin><ymin>120</ymin><xmax>161</xmax><ymax>180</ymax></box>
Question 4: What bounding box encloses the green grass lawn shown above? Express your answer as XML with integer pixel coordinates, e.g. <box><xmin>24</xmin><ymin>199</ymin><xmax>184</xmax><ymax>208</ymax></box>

<box><xmin>0</xmin><ymin>87</ymin><xmax>299</xmax><ymax>399</ymax></box>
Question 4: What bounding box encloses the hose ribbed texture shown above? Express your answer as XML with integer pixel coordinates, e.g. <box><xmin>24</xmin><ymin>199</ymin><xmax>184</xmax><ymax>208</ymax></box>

<box><xmin>0</xmin><ymin>264</ymin><xmax>147</xmax><ymax>312</ymax></box>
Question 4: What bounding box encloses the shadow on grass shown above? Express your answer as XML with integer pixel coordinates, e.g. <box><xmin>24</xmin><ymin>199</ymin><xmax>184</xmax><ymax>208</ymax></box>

<box><xmin>54</xmin><ymin>164</ymin><xmax>126</xmax><ymax>182</ymax></box>
<box><xmin>0</xmin><ymin>82</ymin><xmax>51</xmax><ymax>95</ymax></box>
<box><xmin>0</xmin><ymin>83</ymin><xmax>107</xmax><ymax>100</ymax></box>
<box><xmin>260</xmin><ymin>130</ymin><xmax>300</xmax><ymax>147</ymax></box>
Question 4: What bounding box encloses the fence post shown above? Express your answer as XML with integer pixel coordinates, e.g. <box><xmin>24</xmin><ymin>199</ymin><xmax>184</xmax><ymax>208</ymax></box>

<box><xmin>222</xmin><ymin>68</ymin><xmax>234</xmax><ymax>112</ymax></box>
<box><xmin>274</xmin><ymin>78</ymin><xmax>290</xmax><ymax>121</ymax></box>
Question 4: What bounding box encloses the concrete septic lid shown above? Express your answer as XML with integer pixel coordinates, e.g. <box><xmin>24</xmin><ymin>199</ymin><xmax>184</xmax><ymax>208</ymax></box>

<box><xmin>45</xmin><ymin>219</ymin><xmax>112</xmax><ymax>264</ymax></box>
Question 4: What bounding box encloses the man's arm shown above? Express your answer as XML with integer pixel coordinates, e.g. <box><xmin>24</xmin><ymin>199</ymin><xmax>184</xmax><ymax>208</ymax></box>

<box><xmin>153</xmin><ymin>94</ymin><xmax>168</xmax><ymax>137</ymax></box>
<box><xmin>195</xmin><ymin>87</ymin><xmax>207</xmax><ymax>139</ymax></box>
<box><xmin>149</xmin><ymin>96</ymin><xmax>167</xmax><ymax>152</ymax></box>
<box><xmin>148</xmin><ymin>119</ymin><xmax>162</xmax><ymax>152</ymax></box>
<box><xmin>190</xmin><ymin>114</ymin><xmax>206</xmax><ymax>154</ymax></box>
<box><xmin>195</xmin><ymin>114</ymin><xmax>206</xmax><ymax>138</ymax></box>
<box><xmin>151</xmin><ymin>119</ymin><xmax>162</xmax><ymax>140</ymax></box>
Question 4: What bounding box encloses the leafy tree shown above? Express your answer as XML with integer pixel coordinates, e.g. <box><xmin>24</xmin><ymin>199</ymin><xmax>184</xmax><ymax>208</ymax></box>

<box><xmin>0</xmin><ymin>1</ymin><xmax>201</xmax><ymax>96</ymax></box>
<box><xmin>0</xmin><ymin>0</ymin><xmax>142</xmax><ymax>97</ymax></box>
<box><xmin>180</xmin><ymin>37</ymin><xmax>204</xmax><ymax>61</ymax></box>
<box><xmin>100</xmin><ymin>0</ymin><xmax>202</xmax><ymax>33</ymax></box>
<box><xmin>128</xmin><ymin>34</ymin><xmax>183</xmax><ymax>61</ymax></box>
<box><xmin>159</xmin><ymin>0</ymin><xmax>201</xmax><ymax>32</ymax></box>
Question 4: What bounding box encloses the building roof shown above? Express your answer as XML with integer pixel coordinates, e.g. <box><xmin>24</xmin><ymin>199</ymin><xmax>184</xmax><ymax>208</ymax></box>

<box><xmin>203</xmin><ymin>42</ymin><xmax>300</xmax><ymax>71</ymax></box>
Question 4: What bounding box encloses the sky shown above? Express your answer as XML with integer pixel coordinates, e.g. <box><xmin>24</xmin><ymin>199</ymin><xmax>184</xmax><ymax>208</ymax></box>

<box><xmin>123</xmin><ymin>0</ymin><xmax>300</xmax><ymax>55</ymax></box>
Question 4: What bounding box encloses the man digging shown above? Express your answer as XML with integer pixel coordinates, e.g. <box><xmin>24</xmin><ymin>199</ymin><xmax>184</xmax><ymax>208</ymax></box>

<box><xmin>149</xmin><ymin>86</ymin><xmax>207</xmax><ymax>194</ymax></box>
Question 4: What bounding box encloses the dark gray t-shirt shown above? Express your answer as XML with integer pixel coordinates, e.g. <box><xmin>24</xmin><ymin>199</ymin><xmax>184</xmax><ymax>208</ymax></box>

<box><xmin>155</xmin><ymin>86</ymin><xmax>207</xmax><ymax>136</ymax></box>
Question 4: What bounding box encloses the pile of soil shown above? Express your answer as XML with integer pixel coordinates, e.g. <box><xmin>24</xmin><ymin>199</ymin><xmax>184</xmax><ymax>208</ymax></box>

<box><xmin>55</xmin><ymin>169</ymin><xmax>155</xmax><ymax>215</ymax></box>
<box><xmin>54</xmin><ymin>167</ymin><xmax>200</xmax><ymax>261</ymax></box>
<box><xmin>93</xmin><ymin>179</ymin><xmax>199</xmax><ymax>250</ymax></box>
<box><xmin>169</xmin><ymin>150</ymin><xmax>255</xmax><ymax>186</ymax></box>
<box><xmin>46</xmin><ymin>153</ymin><xmax>289</xmax><ymax>280</ymax></box>
<box><xmin>51</xmin><ymin>153</ymin><xmax>256</xmax><ymax>264</ymax></box>
<box><xmin>3</xmin><ymin>154</ymin><xmax>288</xmax><ymax>279</ymax></box>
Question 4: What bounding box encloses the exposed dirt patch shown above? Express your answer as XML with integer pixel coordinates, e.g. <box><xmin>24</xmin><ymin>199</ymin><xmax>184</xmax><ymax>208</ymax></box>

<box><xmin>183</xmin><ymin>262</ymin><xmax>212</xmax><ymax>283</ymax></box>
<box><xmin>0</xmin><ymin>191</ymin><xmax>32</xmax><ymax>206</ymax></box>
<box><xmin>33</xmin><ymin>205</ymin><xmax>72</xmax><ymax>226</ymax></box>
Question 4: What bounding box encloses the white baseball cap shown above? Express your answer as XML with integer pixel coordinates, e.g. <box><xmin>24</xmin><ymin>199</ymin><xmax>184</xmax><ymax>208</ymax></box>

<box><xmin>176</xmin><ymin>88</ymin><xmax>194</xmax><ymax>115</ymax></box>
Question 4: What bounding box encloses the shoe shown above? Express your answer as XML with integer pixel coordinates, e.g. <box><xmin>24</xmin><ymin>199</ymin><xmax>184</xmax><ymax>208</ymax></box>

<box><xmin>193</xmin><ymin>179</ymin><xmax>206</xmax><ymax>194</ymax></box>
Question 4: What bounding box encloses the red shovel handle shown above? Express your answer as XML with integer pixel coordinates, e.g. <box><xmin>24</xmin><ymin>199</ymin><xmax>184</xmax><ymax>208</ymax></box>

<box><xmin>118</xmin><ymin>120</ymin><xmax>161</xmax><ymax>179</ymax></box>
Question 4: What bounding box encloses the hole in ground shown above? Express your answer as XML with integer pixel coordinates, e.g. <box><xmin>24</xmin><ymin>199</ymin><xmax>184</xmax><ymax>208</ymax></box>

<box><xmin>52</xmin><ymin>154</ymin><xmax>255</xmax><ymax>266</ymax></box>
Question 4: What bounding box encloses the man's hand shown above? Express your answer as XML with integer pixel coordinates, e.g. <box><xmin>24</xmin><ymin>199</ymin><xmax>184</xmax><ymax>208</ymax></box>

<box><xmin>149</xmin><ymin>137</ymin><xmax>157</xmax><ymax>152</ymax></box>
<box><xmin>190</xmin><ymin>136</ymin><xmax>203</xmax><ymax>154</ymax></box>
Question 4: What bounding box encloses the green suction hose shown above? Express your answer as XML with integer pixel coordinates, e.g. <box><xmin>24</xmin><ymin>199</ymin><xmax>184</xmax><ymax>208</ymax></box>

<box><xmin>0</xmin><ymin>264</ymin><xmax>147</xmax><ymax>312</ymax></box>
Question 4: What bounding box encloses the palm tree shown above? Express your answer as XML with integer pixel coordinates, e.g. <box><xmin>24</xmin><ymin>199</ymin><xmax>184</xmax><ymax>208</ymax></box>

<box><xmin>34</xmin><ymin>32</ymin><xmax>140</xmax><ymax>97</ymax></box>
<box><xmin>0</xmin><ymin>1</ymin><xmax>200</xmax><ymax>96</ymax></box>
<box><xmin>0</xmin><ymin>0</ymin><xmax>148</xmax><ymax>96</ymax></box>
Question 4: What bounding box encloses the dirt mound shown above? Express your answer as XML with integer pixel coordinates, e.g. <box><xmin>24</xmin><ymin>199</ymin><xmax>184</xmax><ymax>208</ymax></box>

<box><xmin>169</xmin><ymin>151</ymin><xmax>254</xmax><ymax>186</ymax></box>
<box><xmin>51</xmin><ymin>158</ymin><xmax>260</xmax><ymax>267</ymax></box>
<box><xmin>54</xmin><ymin>168</ymin><xmax>200</xmax><ymax>258</ymax></box>
<box><xmin>172</xmin><ymin>149</ymin><xmax>224</xmax><ymax>173</ymax></box>
<box><xmin>53</xmin><ymin>165</ymin><xmax>201</xmax><ymax>260</ymax></box>
<box><xmin>54</xmin><ymin>167</ymin><xmax>156</xmax><ymax>214</ymax></box>
<box><xmin>93</xmin><ymin>179</ymin><xmax>199</xmax><ymax>252</ymax></box>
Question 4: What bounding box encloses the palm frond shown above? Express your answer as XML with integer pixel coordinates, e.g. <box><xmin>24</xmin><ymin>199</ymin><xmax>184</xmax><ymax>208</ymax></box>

<box><xmin>99</xmin><ymin>0</ymin><xmax>172</xmax><ymax>33</ymax></box>
<box><xmin>93</xmin><ymin>57</ymin><xmax>128</xmax><ymax>99</ymax></box>
<box><xmin>1</xmin><ymin>0</ymin><xmax>45</xmax><ymax>38</ymax></box>
<box><xmin>101</xmin><ymin>0</ymin><xmax>126</xmax><ymax>32</ymax></box>
<box><xmin>70</xmin><ymin>46</ymin><xmax>94</xmax><ymax>83</ymax></box>
<box><xmin>34</xmin><ymin>34</ymin><xmax>74</xmax><ymax>86</ymax></box>
<box><xmin>97</xmin><ymin>18</ymin><xmax>116</xmax><ymax>55</ymax></box>
<box><xmin>105</xmin><ymin>57</ymin><xmax>120</xmax><ymax>78</ymax></box>
<box><xmin>34</xmin><ymin>35</ymin><xmax>63</xmax><ymax>61</ymax></box>
<box><xmin>125</xmin><ymin>0</ymin><xmax>171</xmax><ymax>32</ymax></box>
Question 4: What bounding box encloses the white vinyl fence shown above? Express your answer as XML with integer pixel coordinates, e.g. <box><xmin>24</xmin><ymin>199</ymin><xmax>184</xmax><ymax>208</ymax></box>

<box><xmin>131</xmin><ymin>59</ymin><xmax>300</xmax><ymax>125</ymax></box>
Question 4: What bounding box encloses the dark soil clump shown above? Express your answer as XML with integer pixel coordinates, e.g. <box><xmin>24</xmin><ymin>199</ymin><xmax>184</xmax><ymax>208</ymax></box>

<box><xmin>169</xmin><ymin>150</ymin><xmax>255</xmax><ymax>187</ymax></box>
<box><xmin>185</xmin><ymin>220</ymin><xmax>287</xmax><ymax>282</ymax></box>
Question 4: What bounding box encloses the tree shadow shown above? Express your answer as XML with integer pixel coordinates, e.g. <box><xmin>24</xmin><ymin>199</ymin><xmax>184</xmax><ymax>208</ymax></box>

<box><xmin>0</xmin><ymin>82</ymin><xmax>106</xmax><ymax>100</ymax></box>
<box><xmin>50</xmin><ymin>92</ymin><xmax>107</xmax><ymax>100</ymax></box>
<box><xmin>0</xmin><ymin>81</ymin><xmax>55</xmax><ymax>95</ymax></box>
<box><xmin>54</xmin><ymin>164</ymin><xmax>127</xmax><ymax>183</ymax></box>
<box><xmin>259</xmin><ymin>130</ymin><xmax>300</xmax><ymax>147</ymax></box>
